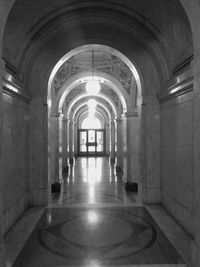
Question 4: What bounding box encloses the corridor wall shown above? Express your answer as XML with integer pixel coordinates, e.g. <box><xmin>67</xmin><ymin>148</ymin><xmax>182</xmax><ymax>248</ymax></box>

<box><xmin>159</xmin><ymin>44</ymin><xmax>194</xmax><ymax>235</ymax></box>
<box><xmin>2</xmin><ymin>83</ymin><xmax>29</xmax><ymax>234</ymax></box>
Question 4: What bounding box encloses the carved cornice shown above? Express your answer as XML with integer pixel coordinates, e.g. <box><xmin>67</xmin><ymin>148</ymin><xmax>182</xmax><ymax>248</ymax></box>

<box><xmin>3</xmin><ymin>73</ymin><xmax>30</xmax><ymax>103</ymax></box>
<box><xmin>3</xmin><ymin>58</ymin><xmax>17</xmax><ymax>75</ymax></box>
<box><xmin>123</xmin><ymin>111</ymin><xmax>139</xmax><ymax>117</ymax></box>
<box><xmin>159</xmin><ymin>76</ymin><xmax>193</xmax><ymax>103</ymax></box>
<box><xmin>172</xmin><ymin>55</ymin><xmax>193</xmax><ymax>75</ymax></box>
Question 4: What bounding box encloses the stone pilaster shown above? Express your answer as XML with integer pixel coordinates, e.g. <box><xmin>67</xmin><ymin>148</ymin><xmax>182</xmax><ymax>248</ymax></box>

<box><xmin>73</xmin><ymin>121</ymin><xmax>78</xmax><ymax>156</ymax></box>
<box><xmin>106</xmin><ymin>122</ymin><xmax>110</xmax><ymax>155</ymax></box>
<box><xmin>62</xmin><ymin>117</ymin><xmax>69</xmax><ymax>170</ymax></box>
<box><xmin>141</xmin><ymin>96</ymin><xmax>160</xmax><ymax>204</ymax></box>
<box><xmin>190</xmin><ymin>36</ymin><xmax>200</xmax><ymax>267</ymax></box>
<box><xmin>122</xmin><ymin>112</ymin><xmax>139</xmax><ymax>184</ymax></box>
<box><xmin>115</xmin><ymin>117</ymin><xmax>123</xmax><ymax>171</ymax></box>
<box><xmin>29</xmin><ymin>96</ymin><xmax>48</xmax><ymax>205</ymax></box>
<box><xmin>0</xmin><ymin>56</ymin><xmax>5</xmax><ymax>267</ymax></box>
<box><xmin>49</xmin><ymin>113</ymin><xmax>61</xmax><ymax>183</ymax></box>
<box><xmin>110</xmin><ymin>120</ymin><xmax>115</xmax><ymax>163</ymax></box>
<box><xmin>69</xmin><ymin>120</ymin><xmax>74</xmax><ymax>164</ymax></box>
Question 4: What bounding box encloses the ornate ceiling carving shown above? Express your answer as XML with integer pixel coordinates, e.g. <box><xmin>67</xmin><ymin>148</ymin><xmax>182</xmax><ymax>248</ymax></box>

<box><xmin>54</xmin><ymin>51</ymin><xmax>134</xmax><ymax>95</ymax></box>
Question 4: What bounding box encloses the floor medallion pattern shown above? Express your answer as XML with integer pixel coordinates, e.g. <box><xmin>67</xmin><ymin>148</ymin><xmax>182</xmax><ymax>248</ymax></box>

<box><xmin>13</xmin><ymin>207</ymin><xmax>183</xmax><ymax>266</ymax></box>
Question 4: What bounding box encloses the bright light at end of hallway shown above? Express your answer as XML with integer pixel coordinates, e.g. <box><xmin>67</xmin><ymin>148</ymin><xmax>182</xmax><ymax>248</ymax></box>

<box><xmin>87</xmin><ymin>210</ymin><xmax>98</xmax><ymax>224</ymax></box>
<box><xmin>87</xmin><ymin>99</ymin><xmax>97</xmax><ymax>108</ymax></box>
<box><xmin>86</xmin><ymin>80</ymin><xmax>100</xmax><ymax>95</ymax></box>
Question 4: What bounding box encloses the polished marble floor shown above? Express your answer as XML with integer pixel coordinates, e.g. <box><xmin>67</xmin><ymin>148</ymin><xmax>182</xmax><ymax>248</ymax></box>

<box><xmin>50</xmin><ymin>157</ymin><xmax>136</xmax><ymax>206</ymax></box>
<box><xmin>12</xmin><ymin>157</ymin><xmax>185</xmax><ymax>267</ymax></box>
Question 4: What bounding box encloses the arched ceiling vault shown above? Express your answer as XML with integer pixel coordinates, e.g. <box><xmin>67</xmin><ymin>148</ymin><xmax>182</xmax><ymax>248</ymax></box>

<box><xmin>77</xmin><ymin>111</ymin><xmax>106</xmax><ymax>129</ymax></box>
<box><xmin>3</xmin><ymin>0</ymin><xmax>193</xmax><ymax>98</ymax></box>
<box><xmin>74</xmin><ymin>106</ymin><xmax>109</xmax><ymax>128</ymax></box>
<box><xmin>71</xmin><ymin>102</ymin><xmax>111</xmax><ymax>123</ymax></box>
<box><xmin>54</xmin><ymin>71</ymin><xmax>126</xmax><ymax>115</ymax></box>
<box><xmin>4</xmin><ymin>0</ymin><xmax>192</xmax><ymax>71</ymax></box>
<box><xmin>50</xmin><ymin>44</ymin><xmax>140</xmax><ymax>116</ymax></box>
<box><xmin>67</xmin><ymin>95</ymin><xmax>114</xmax><ymax>121</ymax></box>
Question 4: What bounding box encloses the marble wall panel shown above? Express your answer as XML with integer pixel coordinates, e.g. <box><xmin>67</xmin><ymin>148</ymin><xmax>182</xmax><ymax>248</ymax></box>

<box><xmin>143</xmin><ymin>97</ymin><xmax>160</xmax><ymax>203</ymax></box>
<box><xmin>29</xmin><ymin>96</ymin><xmax>48</xmax><ymax>206</ymax></box>
<box><xmin>2</xmin><ymin>93</ymin><xmax>29</xmax><ymax>234</ymax></box>
<box><xmin>127</xmin><ymin>116</ymin><xmax>139</xmax><ymax>183</ymax></box>
<box><xmin>161</xmin><ymin>93</ymin><xmax>194</xmax><ymax>236</ymax></box>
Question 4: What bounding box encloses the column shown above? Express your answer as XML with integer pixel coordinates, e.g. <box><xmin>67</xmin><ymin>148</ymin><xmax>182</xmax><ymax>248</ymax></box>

<box><xmin>74</xmin><ymin>121</ymin><xmax>78</xmax><ymax>156</ymax></box>
<box><xmin>0</xmin><ymin>58</ymin><xmax>5</xmax><ymax>266</ymax></box>
<box><xmin>106</xmin><ymin>122</ymin><xmax>109</xmax><ymax>155</ymax></box>
<box><xmin>29</xmin><ymin>95</ymin><xmax>48</xmax><ymax>205</ymax></box>
<box><xmin>190</xmin><ymin>32</ymin><xmax>200</xmax><ymax>267</ymax></box>
<box><xmin>62</xmin><ymin>117</ymin><xmax>69</xmax><ymax>172</ymax></box>
<box><xmin>123</xmin><ymin>112</ymin><xmax>139</xmax><ymax>184</ymax></box>
<box><xmin>49</xmin><ymin>113</ymin><xmax>60</xmax><ymax>184</ymax></box>
<box><xmin>110</xmin><ymin>120</ymin><xmax>115</xmax><ymax>163</ymax></box>
<box><xmin>116</xmin><ymin>117</ymin><xmax>123</xmax><ymax>171</ymax></box>
<box><xmin>141</xmin><ymin>96</ymin><xmax>160</xmax><ymax>203</ymax></box>
<box><xmin>69</xmin><ymin>120</ymin><xmax>74</xmax><ymax>164</ymax></box>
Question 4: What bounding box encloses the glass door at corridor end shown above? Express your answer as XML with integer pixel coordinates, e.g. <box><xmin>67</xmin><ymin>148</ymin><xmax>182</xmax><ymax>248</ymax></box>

<box><xmin>78</xmin><ymin>129</ymin><xmax>105</xmax><ymax>156</ymax></box>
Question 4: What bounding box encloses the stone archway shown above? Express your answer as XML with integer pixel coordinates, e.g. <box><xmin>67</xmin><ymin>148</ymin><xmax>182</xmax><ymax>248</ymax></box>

<box><xmin>47</xmin><ymin>44</ymin><xmax>145</xmax><ymax>204</ymax></box>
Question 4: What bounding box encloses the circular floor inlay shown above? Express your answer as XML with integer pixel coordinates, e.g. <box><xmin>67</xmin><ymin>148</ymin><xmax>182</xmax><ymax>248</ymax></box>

<box><xmin>61</xmin><ymin>211</ymin><xmax>133</xmax><ymax>247</ymax></box>
<box><xmin>38</xmin><ymin>208</ymin><xmax>157</xmax><ymax>261</ymax></box>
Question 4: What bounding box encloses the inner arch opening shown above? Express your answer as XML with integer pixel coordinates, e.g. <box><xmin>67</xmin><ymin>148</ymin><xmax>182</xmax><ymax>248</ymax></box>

<box><xmin>82</xmin><ymin>116</ymin><xmax>102</xmax><ymax>129</ymax></box>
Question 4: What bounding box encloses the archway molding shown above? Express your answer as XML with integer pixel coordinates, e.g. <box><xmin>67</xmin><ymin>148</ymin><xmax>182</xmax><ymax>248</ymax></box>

<box><xmin>48</xmin><ymin>44</ymin><xmax>142</xmax><ymax>112</ymax></box>
<box><xmin>53</xmin><ymin>71</ymin><xmax>128</xmax><ymax>115</ymax></box>
<box><xmin>71</xmin><ymin>101</ymin><xmax>112</xmax><ymax>122</ymax></box>
<box><xmin>66</xmin><ymin>93</ymin><xmax>117</xmax><ymax>119</ymax></box>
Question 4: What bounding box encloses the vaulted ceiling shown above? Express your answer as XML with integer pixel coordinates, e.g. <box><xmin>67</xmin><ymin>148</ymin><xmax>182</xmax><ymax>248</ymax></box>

<box><xmin>3</xmin><ymin>0</ymin><xmax>193</xmax><ymax>82</ymax></box>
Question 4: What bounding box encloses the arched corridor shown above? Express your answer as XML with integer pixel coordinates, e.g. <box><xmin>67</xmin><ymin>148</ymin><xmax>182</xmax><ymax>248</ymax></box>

<box><xmin>1</xmin><ymin>0</ymin><xmax>200</xmax><ymax>266</ymax></box>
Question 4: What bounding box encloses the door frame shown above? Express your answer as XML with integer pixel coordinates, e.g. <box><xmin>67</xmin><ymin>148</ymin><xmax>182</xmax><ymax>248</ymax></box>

<box><xmin>78</xmin><ymin>129</ymin><xmax>106</xmax><ymax>156</ymax></box>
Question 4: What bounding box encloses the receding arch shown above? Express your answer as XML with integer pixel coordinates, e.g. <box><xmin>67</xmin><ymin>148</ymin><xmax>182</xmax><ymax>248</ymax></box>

<box><xmin>66</xmin><ymin>93</ymin><xmax>117</xmax><ymax>119</ymax></box>
<box><xmin>71</xmin><ymin>101</ymin><xmax>112</xmax><ymax>122</ymax></box>
<box><xmin>55</xmin><ymin>72</ymin><xmax>127</xmax><ymax>114</ymax></box>
<box><xmin>48</xmin><ymin>44</ymin><xmax>142</xmax><ymax>111</ymax></box>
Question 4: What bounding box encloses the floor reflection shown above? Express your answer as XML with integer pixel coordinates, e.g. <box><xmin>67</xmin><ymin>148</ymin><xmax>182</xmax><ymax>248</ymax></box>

<box><xmin>50</xmin><ymin>157</ymin><xmax>133</xmax><ymax>205</ymax></box>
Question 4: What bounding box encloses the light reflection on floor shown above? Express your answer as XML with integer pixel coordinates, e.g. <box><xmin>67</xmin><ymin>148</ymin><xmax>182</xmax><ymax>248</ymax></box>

<box><xmin>50</xmin><ymin>157</ymin><xmax>133</xmax><ymax>205</ymax></box>
<box><xmin>12</xmin><ymin>157</ymin><xmax>185</xmax><ymax>266</ymax></box>
<box><xmin>13</xmin><ymin>207</ymin><xmax>184</xmax><ymax>267</ymax></box>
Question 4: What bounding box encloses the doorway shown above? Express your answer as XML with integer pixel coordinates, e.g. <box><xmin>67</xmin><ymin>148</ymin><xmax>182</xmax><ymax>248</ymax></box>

<box><xmin>78</xmin><ymin>129</ymin><xmax>105</xmax><ymax>156</ymax></box>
